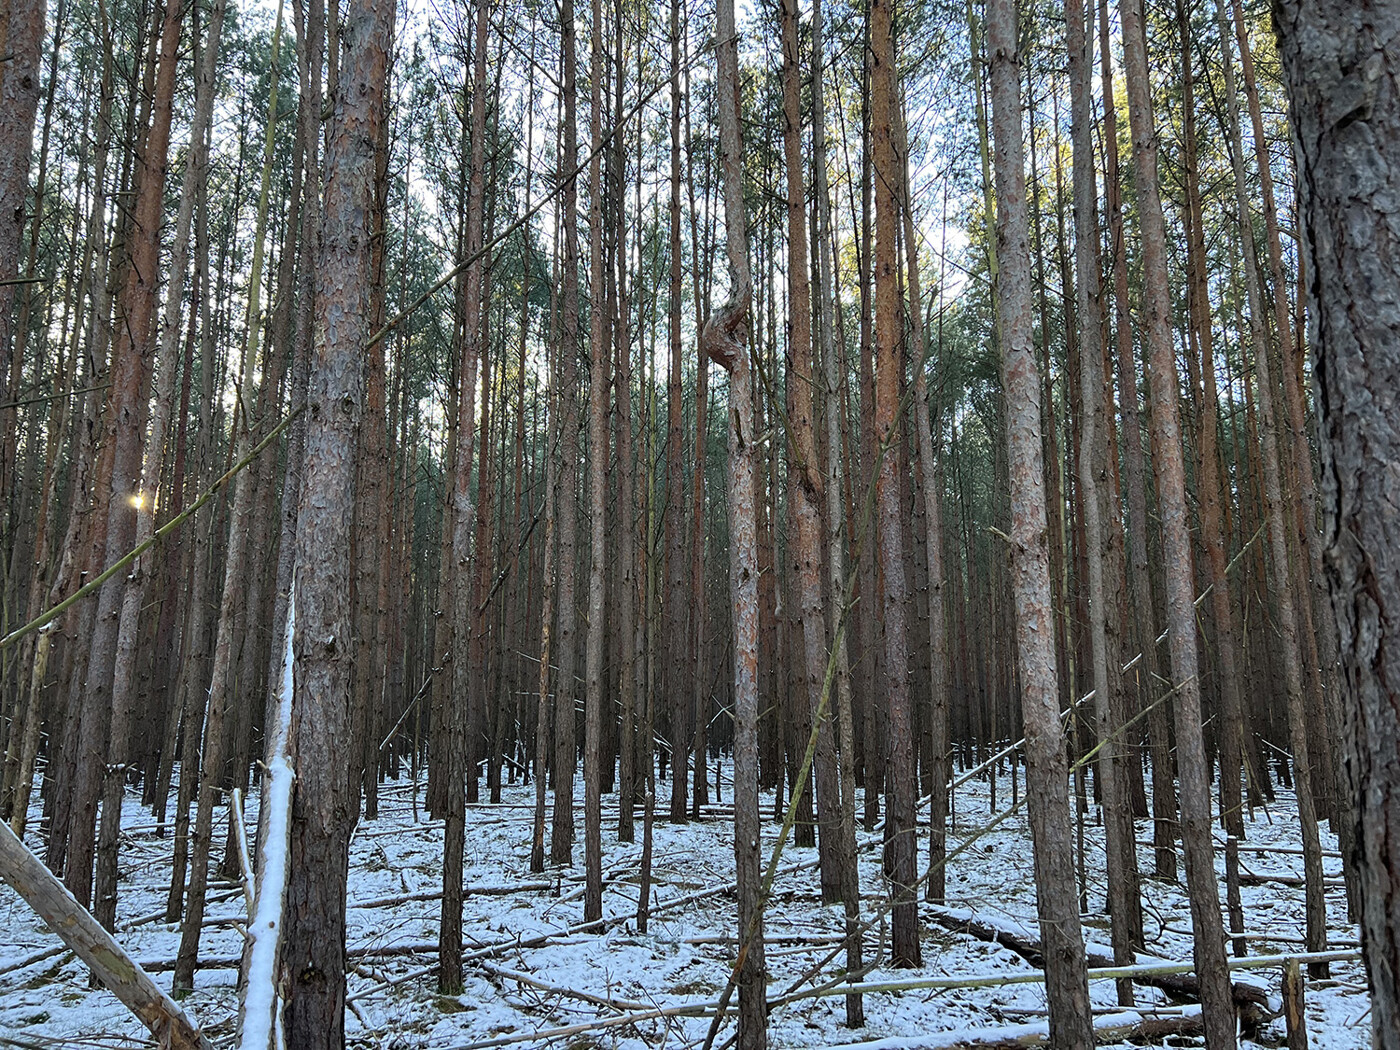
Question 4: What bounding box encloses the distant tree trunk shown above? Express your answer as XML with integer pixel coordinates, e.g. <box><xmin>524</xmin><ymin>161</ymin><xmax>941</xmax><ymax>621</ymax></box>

<box><xmin>780</xmin><ymin>0</ymin><xmax>842</xmax><ymax>908</ymax></box>
<box><xmin>551</xmin><ymin>0</ymin><xmax>582</xmax><ymax>867</ymax></box>
<box><xmin>1271</xmin><ymin>1</ymin><xmax>1400</xmax><ymax>1041</ymax></box>
<box><xmin>279</xmin><ymin>0</ymin><xmax>394</xmax><ymax>1042</ymax></box>
<box><xmin>615</xmin><ymin>181</ymin><xmax>639</xmax><ymax>844</ymax></box>
<box><xmin>441</xmin><ymin>0</ymin><xmax>489</xmax><ymax>992</ymax></box>
<box><xmin>256</xmin><ymin>0</ymin><xmax>321</xmax><ymax>904</ymax></box>
<box><xmin>702</xmin><ymin>0</ymin><xmax>764</xmax><ymax>1039</ymax></box>
<box><xmin>165</xmin><ymin>89</ymin><xmax>219</xmax><ymax>922</ymax></box>
<box><xmin>1068</xmin><ymin>0</ymin><xmax>1142</xmax><ymax>989</ymax></box>
<box><xmin>890</xmin><ymin>94</ymin><xmax>949</xmax><ymax>911</ymax></box>
<box><xmin>856</xmin><ymin>48</ymin><xmax>881</xmax><ymax>832</ymax></box>
<box><xmin>1217</xmin><ymin>9</ymin><xmax>1328</xmax><ymax>970</ymax></box>
<box><xmin>665</xmin><ymin>0</ymin><xmax>689</xmax><ymax>827</ymax></box>
<box><xmin>870</xmin><ymin>0</ymin><xmax>919</xmax><ymax>969</ymax></box>
<box><xmin>66</xmin><ymin>0</ymin><xmax>181</xmax><ymax>911</ymax></box>
<box><xmin>583</xmin><ymin>0</ymin><xmax>610</xmax><ymax>923</ymax></box>
<box><xmin>811</xmin><ymin>0</ymin><xmax>863</xmax><ymax>1024</ymax></box>
<box><xmin>1178</xmin><ymin>0</ymin><xmax>1247</xmax><ymax>844</ymax></box>
<box><xmin>97</xmin><ymin>0</ymin><xmax>227</xmax><ymax>931</ymax></box>
<box><xmin>1117</xmin><ymin>0</ymin><xmax>1236</xmax><ymax>1043</ymax></box>
<box><xmin>530</xmin><ymin>329</ymin><xmax>557</xmax><ymax>875</ymax></box>
<box><xmin>986</xmin><ymin>0</ymin><xmax>1093</xmax><ymax>1044</ymax></box>
<box><xmin>1236</xmin><ymin>0</ymin><xmax>1341</xmax><ymax>835</ymax></box>
<box><xmin>1099</xmin><ymin>0</ymin><xmax>1173</xmax><ymax>860</ymax></box>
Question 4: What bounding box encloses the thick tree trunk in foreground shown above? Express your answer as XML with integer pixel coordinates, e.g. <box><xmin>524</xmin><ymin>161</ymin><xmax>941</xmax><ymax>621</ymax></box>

<box><xmin>1271</xmin><ymin>1</ymin><xmax>1400</xmax><ymax>1044</ymax></box>
<box><xmin>703</xmin><ymin>0</ymin><xmax>764</xmax><ymax>1040</ymax></box>
<box><xmin>986</xmin><ymin>0</ymin><xmax>1093</xmax><ymax>1044</ymax></box>
<box><xmin>281</xmin><ymin>0</ymin><xmax>394</xmax><ymax>1043</ymax></box>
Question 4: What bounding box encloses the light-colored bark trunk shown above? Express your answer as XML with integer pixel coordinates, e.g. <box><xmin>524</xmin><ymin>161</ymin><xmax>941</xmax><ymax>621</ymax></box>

<box><xmin>702</xmin><ymin>0</ymin><xmax>763</xmax><ymax>1038</ymax></box>
<box><xmin>0</xmin><ymin>820</ymin><xmax>211</xmax><ymax>1050</ymax></box>
<box><xmin>986</xmin><ymin>0</ymin><xmax>1092</xmax><ymax>1044</ymax></box>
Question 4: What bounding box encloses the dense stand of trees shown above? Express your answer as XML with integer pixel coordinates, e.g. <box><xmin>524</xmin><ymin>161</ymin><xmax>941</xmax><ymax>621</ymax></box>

<box><xmin>0</xmin><ymin>0</ymin><xmax>1397</xmax><ymax>1046</ymax></box>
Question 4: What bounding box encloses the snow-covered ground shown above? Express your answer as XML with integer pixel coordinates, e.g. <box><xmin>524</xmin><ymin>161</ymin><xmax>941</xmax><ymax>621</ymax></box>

<box><xmin>0</xmin><ymin>761</ymin><xmax>1371</xmax><ymax>1048</ymax></box>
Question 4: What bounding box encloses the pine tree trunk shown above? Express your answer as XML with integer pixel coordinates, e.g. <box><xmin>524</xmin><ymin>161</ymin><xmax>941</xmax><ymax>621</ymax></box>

<box><xmin>1117</xmin><ymin>0</ymin><xmax>1236</xmax><ymax>1043</ymax></box>
<box><xmin>1099</xmin><ymin>0</ymin><xmax>1174</xmax><ymax>862</ymax></box>
<box><xmin>1068</xmin><ymin>0</ymin><xmax>1142</xmax><ymax>987</ymax></box>
<box><xmin>551</xmin><ymin>0</ymin><xmax>582</xmax><ymax>867</ymax></box>
<box><xmin>441</xmin><ymin>0</ymin><xmax>489</xmax><ymax>991</ymax></box>
<box><xmin>66</xmin><ymin>0</ymin><xmax>181</xmax><ymax>910</ymax></box>
<box><xmin>1215</xmin><ymin>0</ymin><xmax>1330</xmax><ymax>974</ymax></box>
<box><xmin>0</xmin><ymin>0</ymin><xmax>46</xmax><ymax>485</ymax></box>
<box><xmin>986</xmin><ymin>1</ymin><xmax>1093</xmax><ymax>1043</ymax></box>
<box><xmin>1271</xmin><ymin>1</ymin><xmax>1400</xmax><ymax>1041</ymax></box>
<box><xmin>279</xmin><ymin>0</ymin><xmax>393</xmax><ymax>1040</ymax></box>
<box><xmin>583</xmin><ymin>0</ymin><xmax>609</xmax><ymax>922</ymax></box>
<box><xmin>703</xmin><ymin>0</ymin><xmax>763</xmax><ymax>1037</ymax></box>
<box><xmin>870</xmin><ymin>0</ymin><xmax>919</xmax><ymax>969</ymax></box>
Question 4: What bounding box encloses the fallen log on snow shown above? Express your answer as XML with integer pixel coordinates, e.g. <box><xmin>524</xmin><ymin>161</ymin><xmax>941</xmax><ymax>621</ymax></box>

<box><xmin>348</xmin><ymin>882</ymin><xmax>551</xmax><ymax>909</ymax></box>
<box><xmin>924</xmin><ymin>905</ymin><xmax>1275</xmax><ymax>1031</ymax></box>
<box><xmin>0</xmin><ymin>821</ymin><xmax>211</xmax><ymax>1050</ymax></box>
<box><xmin>818</xmin><ymin>1007</ymin><xmax>1203</xmax><ymax>1050</ymax></box>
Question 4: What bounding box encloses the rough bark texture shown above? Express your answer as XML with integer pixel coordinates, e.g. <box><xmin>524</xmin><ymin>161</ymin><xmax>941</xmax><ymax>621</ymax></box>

<box><xmin>281</xmin><ymin>0</ymin><xmax>394</xmax><ymax>1042</ymax></box>
<box><xmin>0</xmin><ymin>0</ymin><xmax>46</xmax><ymax>501</ymax></box>
<box><xmin>1271</xmin><ymin>1</ymin><xmax>1400</xmax><ymax>1043</ymax></box>
<box><xmin>986</xmin><ymin>0</ymin><xmax>1093</xmax><ymax>1044</ymax></box>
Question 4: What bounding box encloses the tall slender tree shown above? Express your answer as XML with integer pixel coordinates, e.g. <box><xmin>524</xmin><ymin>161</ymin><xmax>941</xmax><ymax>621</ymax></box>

<box><xmin>1117</xmin><ymin>0</ymin><xmax>1235</xmax><ymax>1042</ymax></box>
<box><xmin>986</xmin><ymin>0</ymin><xmax>1092</xmax><ymax>1044</ymax></box>
<box><xmin>702</xmin><ymin>0</ymin><xmax>764</xmax><ymax>1038</ymax></box>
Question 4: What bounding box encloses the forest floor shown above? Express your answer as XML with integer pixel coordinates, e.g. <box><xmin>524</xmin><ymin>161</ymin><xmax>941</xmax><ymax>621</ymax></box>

<box><xmin>0</xmin><ymin>761</ymin><xmax>1371</xmax><ymax>1049</ymax></box>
